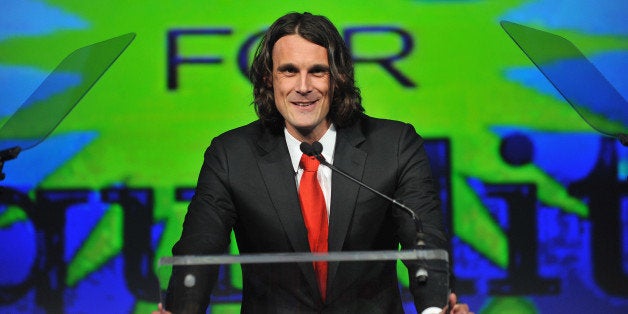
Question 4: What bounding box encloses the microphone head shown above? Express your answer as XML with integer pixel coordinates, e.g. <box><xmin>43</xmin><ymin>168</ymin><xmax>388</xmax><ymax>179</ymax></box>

<box><xmin>300</xmin><ymin>142</ymin><xmax>314</xmax><ymax>156</ymax></box>
<box><xmin>311</xmin><ymin>142</ymin><xmax>323</xmax><ymax>155</ymax></box>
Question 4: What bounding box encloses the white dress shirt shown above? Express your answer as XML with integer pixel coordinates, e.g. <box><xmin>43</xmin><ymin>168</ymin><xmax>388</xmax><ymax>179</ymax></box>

<box><xmin>285</xmin><ymin>124</ymin><xmax>336</xmax><ymax>219</ymax></box>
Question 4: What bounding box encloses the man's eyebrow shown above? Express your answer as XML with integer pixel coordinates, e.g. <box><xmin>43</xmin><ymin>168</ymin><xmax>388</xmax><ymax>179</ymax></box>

<box><xmin>276</xmin><ymin>63</ymin><xmax>297</xmax><ymax>72</ymax></box>
<box><xmin>309</xmin><ymin>64</ymin><xmax>330</xmax><ymax>72</ymax></box>
<box><xmin>275</xmin><ymin>63</ymin><xmax>330</xmax><ymax>72</ymax></box>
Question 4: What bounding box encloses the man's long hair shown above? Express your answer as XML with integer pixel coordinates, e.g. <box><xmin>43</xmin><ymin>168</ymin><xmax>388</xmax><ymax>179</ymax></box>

<box><xmin>250</xmin><ymin>12</ymin><xmax>364</xmax><ymax>134</ymax></box>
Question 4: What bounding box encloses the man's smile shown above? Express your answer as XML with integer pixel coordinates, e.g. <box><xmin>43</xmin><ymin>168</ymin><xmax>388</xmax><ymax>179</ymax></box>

<box><xmin>292</xmin><ymin>100</ymin><xmax>318</xmax><ymax>107</ymax></box>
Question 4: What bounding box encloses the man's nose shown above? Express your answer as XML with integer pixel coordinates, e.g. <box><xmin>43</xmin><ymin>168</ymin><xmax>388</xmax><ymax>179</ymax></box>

<box><xmin>295</xmin><ymin>74</ymin><xmax>312</xmax><ymax>95</ymax></box>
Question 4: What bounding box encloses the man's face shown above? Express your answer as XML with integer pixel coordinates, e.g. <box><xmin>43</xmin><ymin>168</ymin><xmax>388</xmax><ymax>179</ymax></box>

<box><xmin>271</xmin><ymin>34</ymin><xmax>331</xmax><ymax>141</ymax></box>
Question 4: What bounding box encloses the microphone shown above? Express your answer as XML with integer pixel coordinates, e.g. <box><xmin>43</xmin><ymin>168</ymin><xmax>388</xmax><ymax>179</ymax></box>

<box><xmin>299</xmin><ymin>141</ymin><xmax>429</xmax><ymax>283</ymax></box>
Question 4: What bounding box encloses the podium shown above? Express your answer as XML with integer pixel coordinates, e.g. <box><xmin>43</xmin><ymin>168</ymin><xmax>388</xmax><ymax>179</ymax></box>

<box><xmin>157</xmin><ymin>249</ymin><xmax>450</xmax><ymax>312</ymax></box>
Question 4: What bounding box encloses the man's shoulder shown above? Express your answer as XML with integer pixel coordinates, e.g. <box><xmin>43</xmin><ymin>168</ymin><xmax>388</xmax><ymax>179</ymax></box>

<box><xmin>355</xmin><ymin>114</ymin><xmax>414</xmax><ymax>135</ymax></box>
<box><xmin>360</xmin><ymin>115</ymin><xmax>409</xmax><ymax>127</ymax></box>
<box><xmin>198</xmin><ymin>121</ymin><xmax>260</xmax><ymax>152</ymax></box>
<box><xmin>209</xmin><ymin>119</ymin><xmax>286</xmax><ymax>152</ymax></box>
<box><xmin>214</xmin><ymin>120</ymin><xmax>266</xmax><ymax>142</ymax></box>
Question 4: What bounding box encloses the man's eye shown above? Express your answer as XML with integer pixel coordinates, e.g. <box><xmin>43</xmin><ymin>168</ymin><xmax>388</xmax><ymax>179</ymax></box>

<box><xmin>280</xmin><ymin>68</ymin><xmax>298</xmax><ymax>75</ymax></box>
<box><xmin>311</xmin><ymin>69</ymin><xmax>328</xmax><ymax>77</ymax></box>
<box><xmin>278</xmin><ymin>70</ymin><xmax>296</xmax><ymax>77</ymax></box>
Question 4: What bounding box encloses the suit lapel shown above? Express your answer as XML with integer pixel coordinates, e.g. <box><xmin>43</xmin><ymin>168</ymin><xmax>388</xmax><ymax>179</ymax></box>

<box><xmin>327</xmin><ymin>122</ymin><xmax>366</xmax><ymax>295</ymax></box>
<box><xmin>255</xmin><ymin>129</ymin><xmax>320</xmax><ymax>297</ymax></box>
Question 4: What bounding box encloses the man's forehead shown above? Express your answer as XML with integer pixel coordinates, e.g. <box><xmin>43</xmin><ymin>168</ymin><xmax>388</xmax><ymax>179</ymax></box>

<box><xmin>271</xmin><ymin>35</ymin><xmax>328</xmax><ymax>64</ymax></box>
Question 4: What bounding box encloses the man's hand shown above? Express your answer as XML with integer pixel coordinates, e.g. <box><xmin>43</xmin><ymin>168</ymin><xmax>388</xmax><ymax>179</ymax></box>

<box><xmin>441</xmin><ymin>293</ymin><xmax>473</xmax><ymax>314</ymax></box>
<box><xmin>151</xmin><ymin>303</ymin><xmax>172</xmax><ymax>314</ymax></box>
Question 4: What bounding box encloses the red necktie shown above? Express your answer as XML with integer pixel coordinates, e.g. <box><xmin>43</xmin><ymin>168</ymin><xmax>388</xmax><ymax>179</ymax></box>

<box><xmin>298</xmin><ymin>153</ymin><xmax>328</xmax><ymax>301</ymax></box>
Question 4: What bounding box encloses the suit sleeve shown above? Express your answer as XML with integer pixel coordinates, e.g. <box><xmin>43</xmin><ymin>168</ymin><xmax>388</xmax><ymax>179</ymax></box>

<box><xmin>165</xmin><ymin>136</ymin><xmax>238</xmax><ymax>313</ymax></box>
<box><xmin>392</xmin><ymin>123</ymin><xmax>450</xmax><ymax>312</ymax></box>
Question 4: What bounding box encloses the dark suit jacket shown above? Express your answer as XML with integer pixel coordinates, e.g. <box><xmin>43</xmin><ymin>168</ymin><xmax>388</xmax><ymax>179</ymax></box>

<box><xmin>166</xmin><ymin>115</ymin><xmax>449</xmax><ymax>313</ymax></box>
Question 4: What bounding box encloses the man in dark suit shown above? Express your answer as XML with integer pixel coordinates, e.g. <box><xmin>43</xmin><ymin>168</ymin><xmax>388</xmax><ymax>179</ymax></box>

<box><xmin>161</xmin><ymin>12</ymin><xmax>470</xmax><ymax>314</ymax></box>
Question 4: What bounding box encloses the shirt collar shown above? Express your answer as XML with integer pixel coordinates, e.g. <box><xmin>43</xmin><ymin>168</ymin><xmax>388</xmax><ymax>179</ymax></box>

<box><xmin>285</xmin><ymin>124</ymin><xmax>336</xmax><ymax>172</ymax></box>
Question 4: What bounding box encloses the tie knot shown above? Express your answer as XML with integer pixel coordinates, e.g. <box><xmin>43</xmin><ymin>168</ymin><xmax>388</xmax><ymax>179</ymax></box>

<box><xmin>300</xmin><ymin>154</ymin><xmax>320</xmax><ymax>172</ymax></box>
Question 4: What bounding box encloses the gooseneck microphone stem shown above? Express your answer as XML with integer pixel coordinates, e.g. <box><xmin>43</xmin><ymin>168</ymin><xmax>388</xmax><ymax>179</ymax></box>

<box><xmin>300</xmin><ymin>141</ymin><xmax>429</xmax><ymax>282</ymax></box>
<box><xmin>320</xmin><ymin>154</ymin><xmax>424</xmax><ymax>235</ymax></box>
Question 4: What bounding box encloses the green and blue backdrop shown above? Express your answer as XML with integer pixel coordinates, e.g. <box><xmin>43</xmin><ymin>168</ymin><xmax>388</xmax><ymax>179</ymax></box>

<box><xmin>1</xmin><ymin>0</ymin><xmax>627</xmax><ymax>313</ymax></box>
